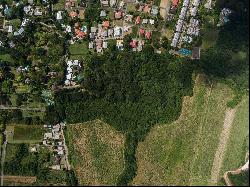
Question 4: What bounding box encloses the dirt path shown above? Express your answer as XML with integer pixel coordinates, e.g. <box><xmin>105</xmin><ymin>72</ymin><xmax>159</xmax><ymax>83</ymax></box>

<box><xmin>3</xmin><ymin>175</ymin><xmax>36</xmax><ymax>184</ymax></box>
<box><xmin>159</xmin><ymin>0</ymin><xmax>171</xmax><ymax>20</ymax></box>
<box><xmin>209</xmin><ymin>108</ymin><xmax>236</xmax><ymax>185</ymax></box>
<box><xmin>0</xmin><ymin>105</ymin><xmax>45</xmax><ymax>112</ymax></box>
<box><xmin>0</xmin><ymin>143</ymin><xmax>6</xmax><ymax>186</ymax></box>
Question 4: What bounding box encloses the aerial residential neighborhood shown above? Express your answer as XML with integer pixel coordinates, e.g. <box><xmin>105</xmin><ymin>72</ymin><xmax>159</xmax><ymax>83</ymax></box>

<box><xmin>0</xmin><ymin>0</ymin><xmax>248</xmax><ymax>186</ymax></box>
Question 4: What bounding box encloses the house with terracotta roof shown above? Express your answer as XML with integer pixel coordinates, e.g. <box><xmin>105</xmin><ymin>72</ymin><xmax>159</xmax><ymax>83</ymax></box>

<box><xmin>143</xmin><ymin>4</ymin><xmax>151</xmax><ymax>13</ymax></box>
<box><xmin>139</xmin><ymin>28</ymin><xmax>145</xmax><ymax>35</ymax></box>
<box><xmin>145</xmin><ymin>31</ymin><xmax>151</xmax><ymax>39</ymax></box>
<box><xmin>130</xmin><ymin>40</ymin><xmax>137</xmax><ymax>48</ymax></box>
<box><xmin>115</xmin><ymin>10</ymin><xmax>123</xmax><ymax>19</ymax></box>
<box><xmin>172</xmin><ymin>0</ymin><xmax>179</xmax><ymax>7</ymax></box>
<box><xmin>135</xmin><ymin>16</ymin><xmax>141</xmax><ymax>24</ymax></box>
<box><xmin>102</xmin><ymin>21</ymin><xmax>110</xmax><ymax>29</ymax></box>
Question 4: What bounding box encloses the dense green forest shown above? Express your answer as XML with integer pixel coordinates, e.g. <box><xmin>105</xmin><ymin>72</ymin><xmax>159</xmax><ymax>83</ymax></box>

<box><xmin>46</xmin><ymin>0</ymin><xmax>248</xmax><ymax>185</ymax></box>
<box><xmin>49</xmin><ymin>45</ymin><xmax>195</xmax><ymax>185</ymax></box>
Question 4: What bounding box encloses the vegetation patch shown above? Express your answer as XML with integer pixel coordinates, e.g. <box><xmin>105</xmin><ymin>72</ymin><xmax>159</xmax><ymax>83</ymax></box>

<box><xmin>66</xmin><ymin>120</ymin><xmax>125</xmax><ymax>185</ymax></box>
<box><xmin>6</xmin><ymin>125</ymin><xmax>46</xmax><ymax>143</ymax></box>
<box><xmin>201</xmin><ymin>28</ymin><xmax>219</xmax><ymax>50</ymax></box>
<box><xmin>228</xmin><ymin>171</ymin><xmax>249</xmax><ymax>186</ymax></box>
<box><xmin>53</xmin><ymin>0</ymin><xmax>65</xmax><ymax>11</ymax></box>
<box><xmin>218</xmin><ymin>96</ymin><xmax>249</xmax><ymax>183</ymax></box>
<box><xmin>132</xmin><ymin>74</ymin><xmax>234</xmax><ymax>186</ymax></box>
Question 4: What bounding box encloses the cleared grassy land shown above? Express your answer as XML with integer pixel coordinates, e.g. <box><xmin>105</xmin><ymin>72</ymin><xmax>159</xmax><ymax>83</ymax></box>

<box><xmin>6</xmin><ymin>125</ymin><xmax>45</xmax><ymax>143</ymax></box>
<box><xmin>53</xmin><ymin>0</ymin><xmax>65</xmax><ymax>11</ymax></box>
<box><xmin>132</xmin><ymin>74</ymin><xmax>234</xmax><ymax>186</ymax></box>
<box><xmin>3</xmin><ymin>175</ymin><xmax>36</xmax><ymax>186</ymax></box>
<box><xmin>66</xmin><ymin>120</ymin><xmax>125</xmax><ymax>185</ymax></box>
<box><xmin>201</xmin><ymin>28</ymin><xmax>219</xmax><ymax>50</ymax></box>
<box><xmin>218</xmin><ymin>95</ymin><xmax>249</xmax><ymax>184</ymax></box>
<box><xmin>69</xmin><ymin>41</ymin><xmax>89</xmax><ymax>55</ymax></box>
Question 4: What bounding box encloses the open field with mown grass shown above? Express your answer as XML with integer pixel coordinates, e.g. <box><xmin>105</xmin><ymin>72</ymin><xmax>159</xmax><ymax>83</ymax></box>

<box><xmin>132</xmin><ymin>74</ymin><xmax>235</xmax><ymax>186</ymax></box>
<box><xmin>69</xmin><ymin>41</ymin><xmax>89</xmax><ymax>60</ymax></box>
<box><xmin>66</xmin><ymin>120</ymin><xmax>125</xmax><ymax>185</ymax></box>
<box><xmin>6</xmin><ymin>124</ymin><xmax>46</xmax><ymax>143</ymax></box>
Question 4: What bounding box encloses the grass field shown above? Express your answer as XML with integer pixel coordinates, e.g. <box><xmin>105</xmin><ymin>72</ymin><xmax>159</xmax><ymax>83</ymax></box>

<box><xmin>132</xmin><ymin>74</ymin><xmax>235</xmax><ymax>186</ymax></box>
<box><xmin>53</xmin><ymin>0</ymin><xmax>65</xmax><ymax>11</ymax></box>
<box><xmin>3</xmin><ymin>175</ymin><xmax>36</xmax><ymax>186</ymax></box>
<box><xmin>218</xmin><ymin>95</ymin><xmax>249</xmax><ymax>184</ymax></box>
<box><xmin>66</xmin><ymin>120</ymin><xmax>125</xmax><ymax>185</ymax></box>
<box><xmin>6</xmin><ymin>125</ymin><xmax>46</xmax><ymax>143</ymax></box>
<box><xmin>201</xmin><ymin>28</ymin><xmax>219</xmax><ymax>50</ymax></box>
<box><xmin>69</xmin><ymin>41</ymin><xmax>89</xmax><ymax>55</ymax></box>
<box><xmin>9</xmin><ymin>19</ymin><xmax>21</xmax><ymax>29</ymax></box>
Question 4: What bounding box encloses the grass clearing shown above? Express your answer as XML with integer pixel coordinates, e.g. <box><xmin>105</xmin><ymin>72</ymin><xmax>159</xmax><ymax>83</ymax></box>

<box><xmin>3</xmin><ymin>175</ymin><xmax>36</xmax><ymax>186</ymax></box>
<box><xmin>6</xmin><ymin>124</ymin><xmax>46</xmax><ymax>143</ymax></box>
<box><xmin>127</xmin><ymin>3</ymin><xmax>136</xmax><ymax>12</ymax></box>
<box><xmin>201</xmin><ymin>28</ymin><xmax>219</xmax><ymax>50</ymax></box>
<box><xmin>66</xmin><ymin>119</ymin><xmax>125</xmax><ymax>185</ymax></box>
<box><xmin>53</xmin><ymin>0</ymin><xmax>65</xmax><ymax>11</ymax></box>
<box><xmin>132</xmin><ymin>74</ymin><xmax>235</xmax><ymax>186</ymax></box>
<box><xmin>9</xmin><ymin>19</ymin><xmax>21</xmax><ymax>29</ymax></box>
<box><xmin>69</xmin><ymin>41</ymin><xmax>89</xmax><ymax>57</ymax></box>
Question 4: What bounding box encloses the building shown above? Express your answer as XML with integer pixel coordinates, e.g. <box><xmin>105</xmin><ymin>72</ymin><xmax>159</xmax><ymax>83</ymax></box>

<box><xmin>192</xmin><ymin>47</ymin><xmax>200</xmax><ymax>59</ymax></box>
<box><xmin>100</xmin><ymin>10</ymin><xmax>106</xmax><ymax>17</ymax></box>
<box><xmin>100</xmin><ymin>0</ymin><xmax>109</xmax><ymax>7</ymax></box>
<box><xmin>114</xmin><ymin>27</ymin><xmax>122</xmax><ymax>37</ymax></box>
<box><xmin>56</xmin><ymin>11</ymin><xmax>63</xmax><ymax>20</ymax></box>
<box><xmin>151</xmin><ymin>5</ymin><xmax>159</xmax><ymax>16</ymax></box>
<box><xmin>115</xmin><ymin>10</ymin><xmax>123</xmax><ymax>19</ymax></box>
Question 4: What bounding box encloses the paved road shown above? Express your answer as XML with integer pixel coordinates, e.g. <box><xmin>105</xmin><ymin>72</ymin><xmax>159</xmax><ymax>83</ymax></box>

<box><xmin>1</xmin><ymin>142</ymin><xmax>7</xmax><ymax>186</ymax></box>
<box><xmin>0</xmin><ymin>105</ymin><xmax>45</xmax><ymax>112</ymax></box>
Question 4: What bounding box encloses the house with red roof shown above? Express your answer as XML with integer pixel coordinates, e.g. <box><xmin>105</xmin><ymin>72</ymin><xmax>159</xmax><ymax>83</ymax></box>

<box><xmin>75</xmin><ymin>29</ymin><xmax>86</xmax><ymax>39</ymax></box>
<box><xmin>172</xmin><ymin>0</ymin><xmax>179</xmax><ymax>7</ymax></box>
<box><xmin>135</xmin><ymin>16</ymin><xmax>141</xmax><ymax>24</ymax></box>
<box><xmin>139</xmin><ymin>28</ymin><xmax>145</xmax><ymax>35</ymax></box>
<box><xmin>115</xmin><ymin>10</ymin><xmax>123</xmax><ymax>19</ymax></box>
<box><xmin>130</xmin><ymin>40</ymin><xmax>137</xmax><ymax>48</ymax></box>
<box><xmin>145</xmin><ymin>31</ymin><xmax>151</xmax><ymax>39</ymax></box>
<box><xmin>143</xmin><ymin>4</ymin><xmax>151</xmax><ymax>13</ymax></box>
<box><xmin>102</xmin><ymin>21</ymin><xmax>110</xmax><ymax>29</ymax></box>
